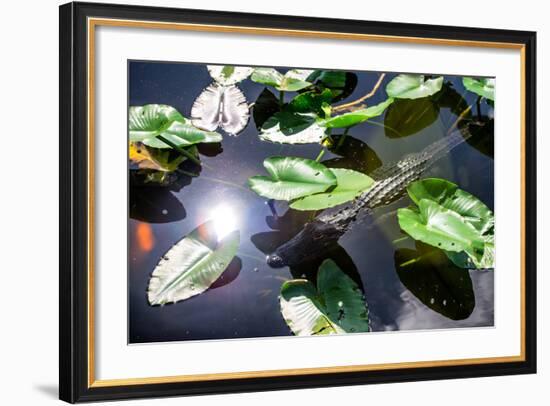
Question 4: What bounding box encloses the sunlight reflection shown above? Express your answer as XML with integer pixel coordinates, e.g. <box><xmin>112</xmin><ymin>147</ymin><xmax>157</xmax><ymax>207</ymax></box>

<box><xmin>209</xmin><ymin>204</ymin><xmax>239</xmax><ymax>241</ymax></box>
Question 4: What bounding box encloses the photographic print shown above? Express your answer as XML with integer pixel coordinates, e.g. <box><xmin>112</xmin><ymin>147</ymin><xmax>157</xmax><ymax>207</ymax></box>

<box><xmin>128</xmin><ymin>61</ymin><xmax>495</xmax><ymax>344</ymax></box>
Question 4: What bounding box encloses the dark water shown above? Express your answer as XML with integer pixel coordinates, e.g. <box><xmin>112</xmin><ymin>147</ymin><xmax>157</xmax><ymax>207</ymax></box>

<box><xmin>128</xmin><ymin>61</ymin><xmax>494</xmax><ymax>343</ymax></box>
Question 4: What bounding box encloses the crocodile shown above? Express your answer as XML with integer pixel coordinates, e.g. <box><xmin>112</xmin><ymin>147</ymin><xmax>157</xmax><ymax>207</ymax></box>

<box><xmin>266</xmin><ymin>125</ymin><xmax>476</xmax><ymax>268</ymax></box>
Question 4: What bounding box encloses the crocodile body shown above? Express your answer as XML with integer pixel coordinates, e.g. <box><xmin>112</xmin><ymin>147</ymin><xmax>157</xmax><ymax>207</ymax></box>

<box><xmin>267</xmin><ymin>128</ymin><xmax>472</xmax><ymax>268</ymax></box>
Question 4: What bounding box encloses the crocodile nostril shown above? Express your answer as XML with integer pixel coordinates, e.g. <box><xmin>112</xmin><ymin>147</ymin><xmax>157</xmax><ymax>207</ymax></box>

<box><xmin>266</xmin><ymin>253</ymin><xmax>285</xmax><ymax>268</ymax></box>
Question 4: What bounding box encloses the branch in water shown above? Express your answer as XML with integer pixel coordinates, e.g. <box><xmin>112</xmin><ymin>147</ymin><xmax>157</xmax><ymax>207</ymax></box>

<box><xmin>332</xmin><ymin>73</ymin><xmax>386</xmax><ymax>113</ymax></box>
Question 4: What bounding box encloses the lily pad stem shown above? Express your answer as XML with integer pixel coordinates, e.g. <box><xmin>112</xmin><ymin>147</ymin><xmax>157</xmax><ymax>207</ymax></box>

<box><xmin>279</xmin><ymin>90</ymin><xmax>285</xmax><ymax>105</ymax></box>
<box><xmin>315</xmin><ymin>149</ymin><xmax>326</xmax><ymax>162</ymax></box>
<box><xmin>156</xmin><ymin>135</ymin><xmax>203</xmax><ymax>166</ymax></box>
<box><xmin>476</xmin><ymin>95</ymin><xmax>482</xmax><ymax>118</ymax></box>
<box><xmin>335</xmin><ymin>127</ymin><xmax>350</xmax><ymax>150</ymax></box>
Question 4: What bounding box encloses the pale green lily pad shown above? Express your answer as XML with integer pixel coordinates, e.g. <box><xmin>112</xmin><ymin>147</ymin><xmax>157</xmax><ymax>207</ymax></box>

<box><xmin>207</xmin><ymin>65</ymin><xmax>253</xmax><ymax>85</ymax></box>
<box><xmin>280</xmin><ymin>259</ymin><xmax>369</xmax><ymax>336</ymax></box>
<box><xmin>251</xmin><ymin>68</ymin><xmax>314</xmax><ymax>91</ymax></box>
<box><xmin>129</xmin><ymin>104</ymin><xmax>222</xmax><ymax>149</ymax></box>
<box><xmin>462</xmin><ymin>77</ymin><xmax>495</xmax><ymax>101</ymax></box>
<box><xmin>386</xmin><ymin>74</ymin><xmax>443</xmax><ymax>99</ymax></box>
<box><xmin>147</xmin><ymin>221</ymin><xmax>240</xmax><ymax>306</ymax></box>
<box><xmin>248</xmin><ymin>156</ymin><xmax>336</xmax><ymax>201</ymax></box>
<box><xmin>259</xmin><ymin>112</ymin><xmax>327</xmax><ymax>144</ymax></box>
<box><xmin>322</xmin><ymin>98</ymin><xmax>394</xmax><ymax>128</ymax></box>
<box><xmin>290</xmin><ymin>168</ymin><xmax>375</xmax><ymax>211</ymax></box>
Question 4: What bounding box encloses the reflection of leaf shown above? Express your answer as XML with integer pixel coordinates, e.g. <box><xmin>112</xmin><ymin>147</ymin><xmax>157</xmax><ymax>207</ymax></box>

<box><xmin>395</xmin><ymin>242</ymin><xmax>475</xmax><ymax>320</ymax></box>
<box><xmin>322</xmin><ymin>98</ymin><xmax>394</xmax><ymax>129</ymax></box>
<box><xmin>462</xmin><ymin>77</ymin><xmax>495</xmax><ymax>101</ymax></box>
<box><xmin>399</xmin><ymin>178</ymin><xmax>494</xmax><ymax>268</ymax></box>
<box><xmin>384</xmin><ymin>97</ymin><xmax>438</xmax><ymax>138</ymax></box>
<box><xmin>207</xmin><ymin>65</ymin><xmax>253</xmax><ymax>85</ymax></box>
<box><xmin>386</xmin><ymin>74</ymin><xmax>443</xmax><ymax>99</ymax></box>
<box><xmin>252</xmin><ymin>88</ymin><xmax>280</xmax><ymax>129</ymax></box>
<box><xmin>324</xmin><ymin>134</ymin><xmax>383</xmax><ymax>174</ymax></box>
<box><xmin>461</xmin><ymin>118</ymin><xmax>494</xmax><ymax>158</ymax></box>
<box><xmin>290</xmin><ymin>168</ymin><xmax>374</xmax><ymax>211</ymax></box>
<box><xmin>191</xmin><ymin>83</ymin><xmax>249</xmax><ymax>135</ymax></box>
<box><xmin>436</xmin><ymin>82</ymin><xmax>471</xmax><ymax>117</ymax></box>
<box><xmin>130</xmin><ymin>187</ymin><xmax>187</xmax><ymax>223</ymax></box>
<box><xmin>248</xmin><ymin>156</ymin><xmax>336</xmax><ymax>201</ymax></box>
<box><xmin>147</xmin><ymin>221</ymin><xmax>240</xmax><ymax>305</ymax></box>
<box><xmin>251</xmin><ymin>68</ymin><xmax>314</xmax><ymax>91</ymax></box>
<box><xmin>259</xmin><ymin>112</ymin><xmax>326</xmax><ymax>144</ymax></box>
<box><xmin>129</xmin><ymin>104</ymin><xmax>222</xmax><ymax>148</ymax></box>
<box><xmin>280</xmin><ymin>259</ymin><xmax>369</xmax><ymax>336</ymax></box>
<box><xmin>307</xmin><ymin>70</ymin><xmax>358</xmax><ymax>102</ymax></box>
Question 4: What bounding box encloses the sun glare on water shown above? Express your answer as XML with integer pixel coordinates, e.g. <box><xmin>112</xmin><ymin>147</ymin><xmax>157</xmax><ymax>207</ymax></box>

<box><xmin>209</xmin><ymin>204</ymin><xmax>239</xmax><ymax>241</ymax></box>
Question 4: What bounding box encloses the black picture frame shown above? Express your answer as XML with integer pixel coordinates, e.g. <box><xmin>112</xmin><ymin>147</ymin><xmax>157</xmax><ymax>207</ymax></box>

<box><xmin>60</xmin><ymin>1</ymin><xmax>537</xmax><ymax>403</ymax></box>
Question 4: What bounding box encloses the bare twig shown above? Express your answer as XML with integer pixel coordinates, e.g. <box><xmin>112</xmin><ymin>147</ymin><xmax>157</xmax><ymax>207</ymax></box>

<box><xmin>332</xmin><ymin>73</ymin><xmax>386</xmax><ymax>113</ymax></box>
<box><xmin>446</xmin><ymin>105</ymin><xmax>472</xmax><ymax>135</ymax></box>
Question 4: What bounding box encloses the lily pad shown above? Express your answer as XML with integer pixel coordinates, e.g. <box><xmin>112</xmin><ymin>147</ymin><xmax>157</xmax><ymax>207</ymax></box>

<box><xmin>462</xmin><ymin>77</ymin><xmax>495</xmax><ymax>101</ymax></box>
<box><xmin>129</xmin><ymin>142</ymin><xmax>186</xmax><ymax>172</ymax></box>
<box><xmin>191</xmin><ymin>83</ymin><xmax>249</xmax><ymax>135</ymax></box>
<box><xmin>322</xmin><ymin>98</ymin><xmax>394</xmax><ymax>129</ymax></box>
<box><xmin>280</xmin><ymin>259</ymin><xmax>369</xmax><ymax>336</ymax></box>
<box><xmin>398</xmin><ymin>178</ymin><xmax>494</xmax><ymax>269</ymax></box>
<box><xmin>306</xmin><ymin>70</ymin><xmax>358</xmax><ymax>101</ymax></box>
<box><xmin>129</xmin><ymin>104</ymin><xmax>222</xmax><ymax>149</ymax></box>
<box><xmin>259</xmin><ymin>112</ymin><xmax>327</xmax><ymax>144</ymax></box>
<box><xmin>252</xmin><ymin>88</ymin><xmax>280</xmax><ymax>129</ymax></box>
<box><xmin>251</xmin><ymin>68</ymin><xmax>314</xmax><ymax>92</ymax></box>
<box><xmin>248</xmin><ymin>156</ymin><xmax>337</xmax><ymax>201</ymax></box>
<box><xmin>147</xmin><ymin>221</ymin><xmax>240</xmax><ymax>305</ymax></box>
<box><xmin>290</xmin><ymin>168</ymin><xmax>375</xmax><ymax>211</ymax></box>
<box><xmin>386</xmin><ymin>74</ymin><xmax>444</xmax><ymax>99</ymax></box>
<box><xmin>207</xmin><ymin>65</ymin><xmax>253</xmax><ymax>85</ymax></box>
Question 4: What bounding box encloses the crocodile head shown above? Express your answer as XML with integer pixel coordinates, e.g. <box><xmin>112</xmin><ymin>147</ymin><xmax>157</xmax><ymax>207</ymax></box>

<box><xmin>266</xmin><ymin>220</ymin><xmax>344</xmax><ymax>268</ymax></box>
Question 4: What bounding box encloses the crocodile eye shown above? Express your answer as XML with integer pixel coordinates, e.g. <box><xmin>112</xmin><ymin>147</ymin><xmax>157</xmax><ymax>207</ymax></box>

<box><xmin>267</xmin><ymin>253</ymin><xmax>285</xmax><ymax>268</ymax></box>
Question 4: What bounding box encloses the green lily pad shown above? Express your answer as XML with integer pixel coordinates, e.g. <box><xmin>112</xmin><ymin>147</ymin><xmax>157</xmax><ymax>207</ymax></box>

<box><xmin>462</xmin><ymin>77</ymin><xmax>495</xmax><ymax>101</ymax></box>
<box><xmin>322</xmin><ymin>98</ymin><xmax>394</xmax><ymax>129</ymax></box>
<box><xmin>306</xmin><ymin>70</ymin><xmax>358</xmax><ymax>101</ymax></box>
<box><xmin>386</xmin><ymin>74</ymin><xmax>444</xmax><ymax>99</ymax></box>
<box><xmin>280</xmin><ymin>259</ymin><xmax>369</xmax><ymax>336</ymax></box>
<box><xmin>248</xmin><ymin>156</ymin><xmax>337</xmax><ymax>201</ymax></box>
<box><xmin>207</xmin><ymin>65</ymin><xmax>253</xmax><ymax>85</ymax></box>
<box><xmin>384</xmin><ymin>97</ymin><xmax>439</xmax><ymax>138</ymax></box>
<box><xmin>147</xmin><ymin>221</ymin><xmax>240</xmax><ymax>306</ymax></box>
<box><xmin>290</xmin><ymin>168</ymin><xmax>374</xmax><ymax>211</ymax></box>
<box><xmin>129</xmin><ymin>104</ymin><xmax>222</xmax><ymax>149</ymax></box>
<box><xmin>399</xmin><ymin>178</ymin><xmax>495</xmax><ymax>269</ymax></box>
<box><xmin>251</xmin><ymin>68</ymin><xmax>314</xmax><ymax>92</ymax></box>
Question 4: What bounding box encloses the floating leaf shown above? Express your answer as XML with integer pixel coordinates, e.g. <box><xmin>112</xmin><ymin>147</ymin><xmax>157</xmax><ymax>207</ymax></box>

<box><xmin>251</xmin><ymin>68</ymin><xmax>313</xmax><ymax>91</ymax></box>
<box><xmin>280</xmin><ymin>259</ymin><xmax>369</xmax><ymax>336</ymax></box>
<box><xmin>384</xmin><ymin>97</ymin><xmax>438</xmax><ymax>138</ymax></box>
<box><xmin>398</xmin><ymin>199</ymin><xmax>486</xmax><ymax>255</ymax></box>
<box><xmin>288</xmin><ymin>88</ymin><xmax>333</xmax><ymax>115</ymax></box>
<box><xmin>406</xmin><ymin>178</ymin><xmax>494</xmax><ymax>235</ymax></box>
<box><xmin>207</xmin><ymin>65</ymin><xmax>254</xmax><ymax>85</ymax></box>
<box><xmin>462</xmin><ymin>77</ymin><xmax>495</xmax><ymax>101</ymax></box>
<box><xmin>322</xmin><ymin>98</ymin><xmax>394</xmax><ymax>128</ymax></box>
<box><xmin>386</xmin><ymin>74</ymin><xmax>443</xmax><ymax>99</ymax></box>
<box><xmin>290</xmin><ymin>168</ymin><xmax>374</xmax><ymax>211</ymax></box>
<box><xmin>248</xmin><ymin>156</ymin><xmax>336</xmax><ymax>201</ymax></box>
<box><xmin>147</xmin><ymin>221</ymin><xmax>240</xmax><ymax>305</ymax></box>
<box><xmin>129</xmin><ymin>104</ymin><xmax>222</xmax><ymax>148</ymax></box>
<box><xmin>259</xmin><ymin>112</ymin><xmax>326</xmax><ymax>144</ymax></box>
<box><xmin>395</xmin><ymin>242</ymin><xmax>475</xmax><ymax>320</ymax></box>
<box><xmin>398</xmin><ymin>178</ymin><xmax>494</xmax><ymax>269</ymax></box>
<box><xmin>191</xmin><ymin>83</ymin><xmax>250</xmax><ymax>136</ymax></box>
<box><xmin>129</xmin><ymin>142</ymin><xmax>186</xmax><ymax>172</ymax></box>
<box><xmin>307</xmin><ymin>70</ymin><xmax>358</xmax><ymax>101</ymax></box>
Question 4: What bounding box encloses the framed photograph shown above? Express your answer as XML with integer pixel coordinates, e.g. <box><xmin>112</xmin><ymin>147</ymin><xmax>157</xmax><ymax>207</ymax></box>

<box><xmin>59</xmin><ymin>1</ymin><xmax>537</xmax><ymax>403</ymax></box>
